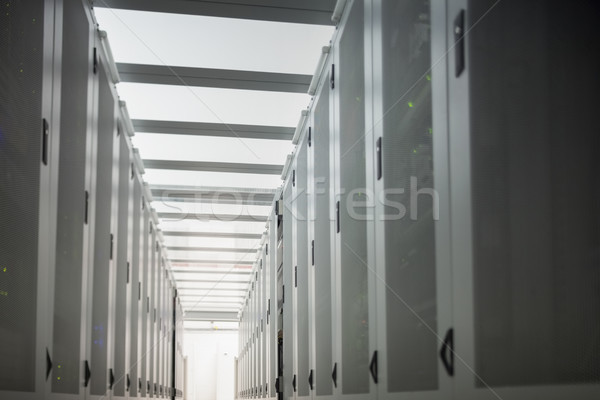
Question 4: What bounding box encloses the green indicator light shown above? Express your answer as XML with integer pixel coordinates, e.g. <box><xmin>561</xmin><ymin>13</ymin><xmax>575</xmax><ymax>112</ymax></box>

<box><xmin>429</xmin><ymin>128</ymin><xmax>433</xmax><ymax>134</ymax></box>
<box><xmin>426</xmin><ymin>75</ymin><xmax>431</xmax><ymax>81</ymax></box>
<box><xmin>413</xmin><ymin>149</ymin><xmax>417</xmax><ymax>154</ymax></box>
<box><xmin>3</xmin><ymin>267</ymin><xmax>6</xmax><ymax>272</ymax></box>
<box><xmin>58</xmin><ymin>365</ymin><xmax>61</xmax><ymax>369</ymax></box>
<box><xmin>57</xmin><ymin>377</ymin><xmax>61</xmax><ymax>381</ymax></box>
<box><xmin>408</xmin><ymin>101</ymin><xmax>414</xmax><ymax>108</ymax></box>
<box><xmin>0</xmin><ymin>291</ymin><xmax>8</xmax><ymax>297</ymax></box>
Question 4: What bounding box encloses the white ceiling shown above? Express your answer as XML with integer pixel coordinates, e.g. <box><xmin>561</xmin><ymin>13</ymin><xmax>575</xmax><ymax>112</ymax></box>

<box><xmin>94</xmin><ymin>4</ymin><xmax>335</xmax><ymax>319</ymax></box>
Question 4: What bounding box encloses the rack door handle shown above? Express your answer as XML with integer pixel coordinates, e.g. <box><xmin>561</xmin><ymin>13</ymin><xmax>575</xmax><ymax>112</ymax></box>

<box><xmin>84</xmin><ymin>360</ymin><xmax>91</xmax><ymax>387</ymax></box>
<box><xmin>440</xmin><ymin>328</ymin><xmax>454</xmax><ymax>376</ymax></box>
<box><xmin>46</xmin><ymin>349</ymin><xmax>52</xmax><ymax>381</ymax></box>
<box><xmin>332</xmin><ymin>362</ymin><xmax>337</xmax><ymax>387</ymax></box>
<box><xmin>109</xmin><ymin>368</ymin><xmax>115</xmax><ymax>389</ymax></box>
<box><xmin>369</xmin><ymin>351</ymin><xmax>378</xmax><ymax>383</ymax></box>
<box><xmin>308</xmin><ymin>369</ymin><xmax>314</xmax><ymax>390</ymax></box>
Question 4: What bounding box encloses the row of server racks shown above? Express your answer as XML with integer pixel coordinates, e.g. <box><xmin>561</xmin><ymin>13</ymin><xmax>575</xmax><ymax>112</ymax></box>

<box><xmin>237</xmin><ymin>0</ymin><xmax>600</xmax><ymax>399</ymax></box>
<box><xmin>0</xmin><ymin>1</ymin><xmax>185</xmax><ymax>400</ymax></box>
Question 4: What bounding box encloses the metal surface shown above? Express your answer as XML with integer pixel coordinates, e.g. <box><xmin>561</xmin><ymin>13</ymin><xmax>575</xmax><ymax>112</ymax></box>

<box><xmin>133</xmin><ymin>119</ymin><xmax>294</xmax><ymax>140</ymax></box>
<box><xmin>99</xmin><ymin>0</ymin><xmax>336</xmax><ymax>25</ymax></box>
<box><xmin>167</xmin><ymin>246</ymin><xmax>258</xmax><ymax>253</ymax></box>
<box><xmin>118</xmin><ymin>63</ymin><xmax>311</xmax><ymax>93</ymax></box>
<box><xmin>163</xmin><ymin>231</ymin><xmax>262</xmax><ymax>239</ymax></box>
<box><xmin>168</xmin><ymin>259</ymin><xmax>254</xmax><ymax>265</ymax></box>
<box><xmin>152</xmin><ymin>185</ymin><xmax>275</xmax><ymax>205</ymax></box>
<box><xmin>143</xmin><ymin>159</ymin><xmax>283</xmax><ymax>175</ymax></box>
<box><xmin>185</xmin><ymin>311</ymin><xmax>240</xmax><ymax>321</ymax></box>
<box><xmin>159</xmin><ymin>212</ymin><xmax>267</xmax><ymax>223</ymax></box>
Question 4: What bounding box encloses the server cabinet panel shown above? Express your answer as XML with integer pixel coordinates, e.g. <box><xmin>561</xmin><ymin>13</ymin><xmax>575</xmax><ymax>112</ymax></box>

<box><xmin>312</xmin><ymin>76</ymin><xmax>334</xmax><ymax>398</ymax></box>
<box><xmin>282</xmin><ymin>181</ymin><xmax>295</xmax><ymax>400</ymax></box>
<box><xmin>448</xmin><ymin>0</ymin><xmax>600</xmax><ymax>398</ymax></box>
<box><xmin>148</xmin><ymin>223</ymin><xmax>156</xmax><ymax>397</ymax></box>
<box><xmin>262</xmin><ymin>243</ymin><xmax>269</xmax><ymax>397</ymax></box>
<box><xmin>90</xmin><ymin>60</ymin><xmax>118</xmax><ymax>397</ymax></box>
<box><xmin>296</xmin><ymin>138</ymin><xmax>310</xmax><ymax>398</ymax></box>
<box><xmin>140</xmin><ymin>207</ymin><xmax>150</xmax><ymax>397</ymax></box>
<box><xmin>113</xmin><ymin>133</ymin><xmax>131</xmax><ymax>397</ymax></box>
<box><xmin>0</xmin><ymin>0</ymin><xmax>48</xmax><ymax>395</ymax></box>
<box><xmin>51</xmin><ymin>0</ymin><xmax>93</xmax><ymax>394</ymax></box>
<box><xmin>379</xmin><ymin>0</ymin><xmax>438</xmax><ymax>393</ymax></box>
<box><xmin>333</xmin><ymin>0</ymin><xmax>371</xmax><ymax>396</ymax></box>
<box><xmin>129</xmin><ymin>179</ymin><xmax>142</xmax><ymax>397</ymax></box>
<box><xmin>269</xmin><ymin>212</ymin><xmax>278</xmax><ymax>397</ymax></box>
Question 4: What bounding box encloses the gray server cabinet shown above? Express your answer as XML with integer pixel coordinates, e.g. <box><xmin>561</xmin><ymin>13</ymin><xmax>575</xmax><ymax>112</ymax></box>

<box><xmin>156</xmin><ymin>253</ymin><xmax>163</xmax><ymax>397</ymax></box>
<box><xmin>148</xmin><ymin>220</ymin><xmax>156</xmax><ymax>397</ymax></box>
<box><xmin>140</xmin><ymin>204</ymin><xmax>150</xmax><ymax>397</ymax></box>
<box><xmin>331</xmin><ymin>1</ymin><xmax>376</xmax><ymax>399</ymax></box>
<box><xmin>0</xmin><ymin>0</ymin><xmax>56</xmax><ymax>398</ymax></box>
<box><xmin>282</xmin><ymin>179</ymin><xmax>295</xmax><ymax>400</ymax></box>
<box><xmin>113</xmin><ymin>131</ymin><xmax>132</xmax><ymax>399</ymax></box>
<box><xmin>88</xmin><ymin>42</ymin><xmax>119</xmax><ymax>399</ymax></box>
<box><xmin>49</xmin><ymin>0</ymin><xmax>96</xmax><ymax>398</ymax></box>
<box><xmin>447</xmin><ymin>0</ymin><xmax>600</xmax><ymax>399</ymax></box>
<box><xmin>129</xmin><ymin>178</ymin><xmax>142</xmax><ymax>397</ymax></box>
<box><xmin>311</xmin><ymin>63</ymin><xmax>335</xmax><ymax>400</ymax></box>
<box><xmin>295</xmin><ymin>133</ymin><xmax>310</xmax><ymax>400</ymax></box>
<box><xmin>371</xmin><ymin>0</ymin><xmax>454</xmax><ymax>399</ymax></box>
<box><xmin>261</xmin><ymin>242</ymin><xmax>269</xmax><ymax>398</ymax></box>
<box><xmin>269</xmin><ymin>208</ymin><xmax>278</xmax><ymax>399</ymax></box>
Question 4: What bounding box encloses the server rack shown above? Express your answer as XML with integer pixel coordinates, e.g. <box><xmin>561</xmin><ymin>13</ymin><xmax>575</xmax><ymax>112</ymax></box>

<box><xmin>269</xmin><ymin>203</ymin><xmax>279</xmax><ymax>399</ymax></box>
<box><xmin>48</xmin><ymin>1</ymin><xmax>95</xmax><ymax>399</ymax></box>
<box><xmin>238</xmin><ymin>1</ymin><xmax>600</xmax><ymax>400</ymax></box>
<box><xmin>295</xmin><ymin>122</ymin><xmax>311</xmax><ymax>400</ymax></box>
<box><xmin>0</xmin><ymin>0</ymin><xmax>58</xmax><ymax>399</ymax></box>
<box><xmin>331</xmin><ymin>2</ymin><xmax>377</xmax><ymax>400</ymax></box>
<box><xmin>86</xmin><ymin>25</ymin><xmax>120</xmax><ymax>400</ymax></box>
<box><xmin>447</xmin><ymin>0</ymin><xmax>600</xmax><ymax>399</ymax></box>
<box><xmin>310</xmin><ymin>48</ymin><xmax>335</xmax><ymax>400</ymax></box>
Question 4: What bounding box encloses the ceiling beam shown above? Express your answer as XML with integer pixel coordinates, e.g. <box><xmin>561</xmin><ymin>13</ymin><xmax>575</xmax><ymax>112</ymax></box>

<box><xmin>168</xmin><ymin>246</ymin><xmax>257</xmax><ymax>253</ymax></box>
<box><xmin>184</xmin><ymin>311</ymin><xmax>239</xmax><ymax>321</ymax></box>
<box><xmin>163</xmin><ymin>231</ymin><xmax>262</xmax><ymax>239</ymax></box>
<box><xmin>152</xmin><ymin>186</ymin><xmax>275</xmax><ymax>206</ymax></box>
<box><xmin>171</xmin><ymin>268</ymin><xmax>253</xmax><ymax>274</ymax></box>
<box><xmin>132</xmin><ymin>120</ymin><xmax>294</xmax><ymax>141</ymax></box>
<box><xmin>118</xmin><ymin>63</ymin><xmax>311</xmax><ymax>93</ymax></box>
<box><xmin>175</xmin><ymin>279</ymin><xmax>249</xmax><ymax>284</ymax></box>
<box><xmin>143</xmin><ymin>159</ymin><xmax>283</xmax><ymax>175</ymax></box>
<box><xmin>159</xmin><ymin>212</ymin><xmax>267</xmax><ymax>222</ymax></box>
<box><xmin>173</xmin><ymin>286</ymin><xmax>247</xmax><ymax>292</ymax></box>
<box><xmin>98</xmin><ymin>0</ymin><xmax>337</xmax><ymax>26</ymax></box>
<box><xmin>178</xmin><ymin>293</ymin><xmax>245</xmax><ymax>298</ymax></box>
<box><xmin>169</xmin><ymin>259</ymin><xmax>254</xmax><ymax>265</ymax></box>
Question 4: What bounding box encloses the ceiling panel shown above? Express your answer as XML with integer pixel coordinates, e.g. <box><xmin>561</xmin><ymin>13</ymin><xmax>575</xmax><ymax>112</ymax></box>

<box><xmin>133</xmin><ymin>133</ymin><xmax>294</xmax><ymax>165</ymax></box>
<box><xmin>117</xmin><ymin>83</ymin><xmax>309</xmax><ymax>127</ymax></box>
<box><xmin>94</xmin><ymin>8</ymin><xmax>334</xmax><ymax>74</ymax></box>
<box><xmin>142</xmin><ymin>169</ymin><xmax>282</xmax><ymax>189</ymax></box>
